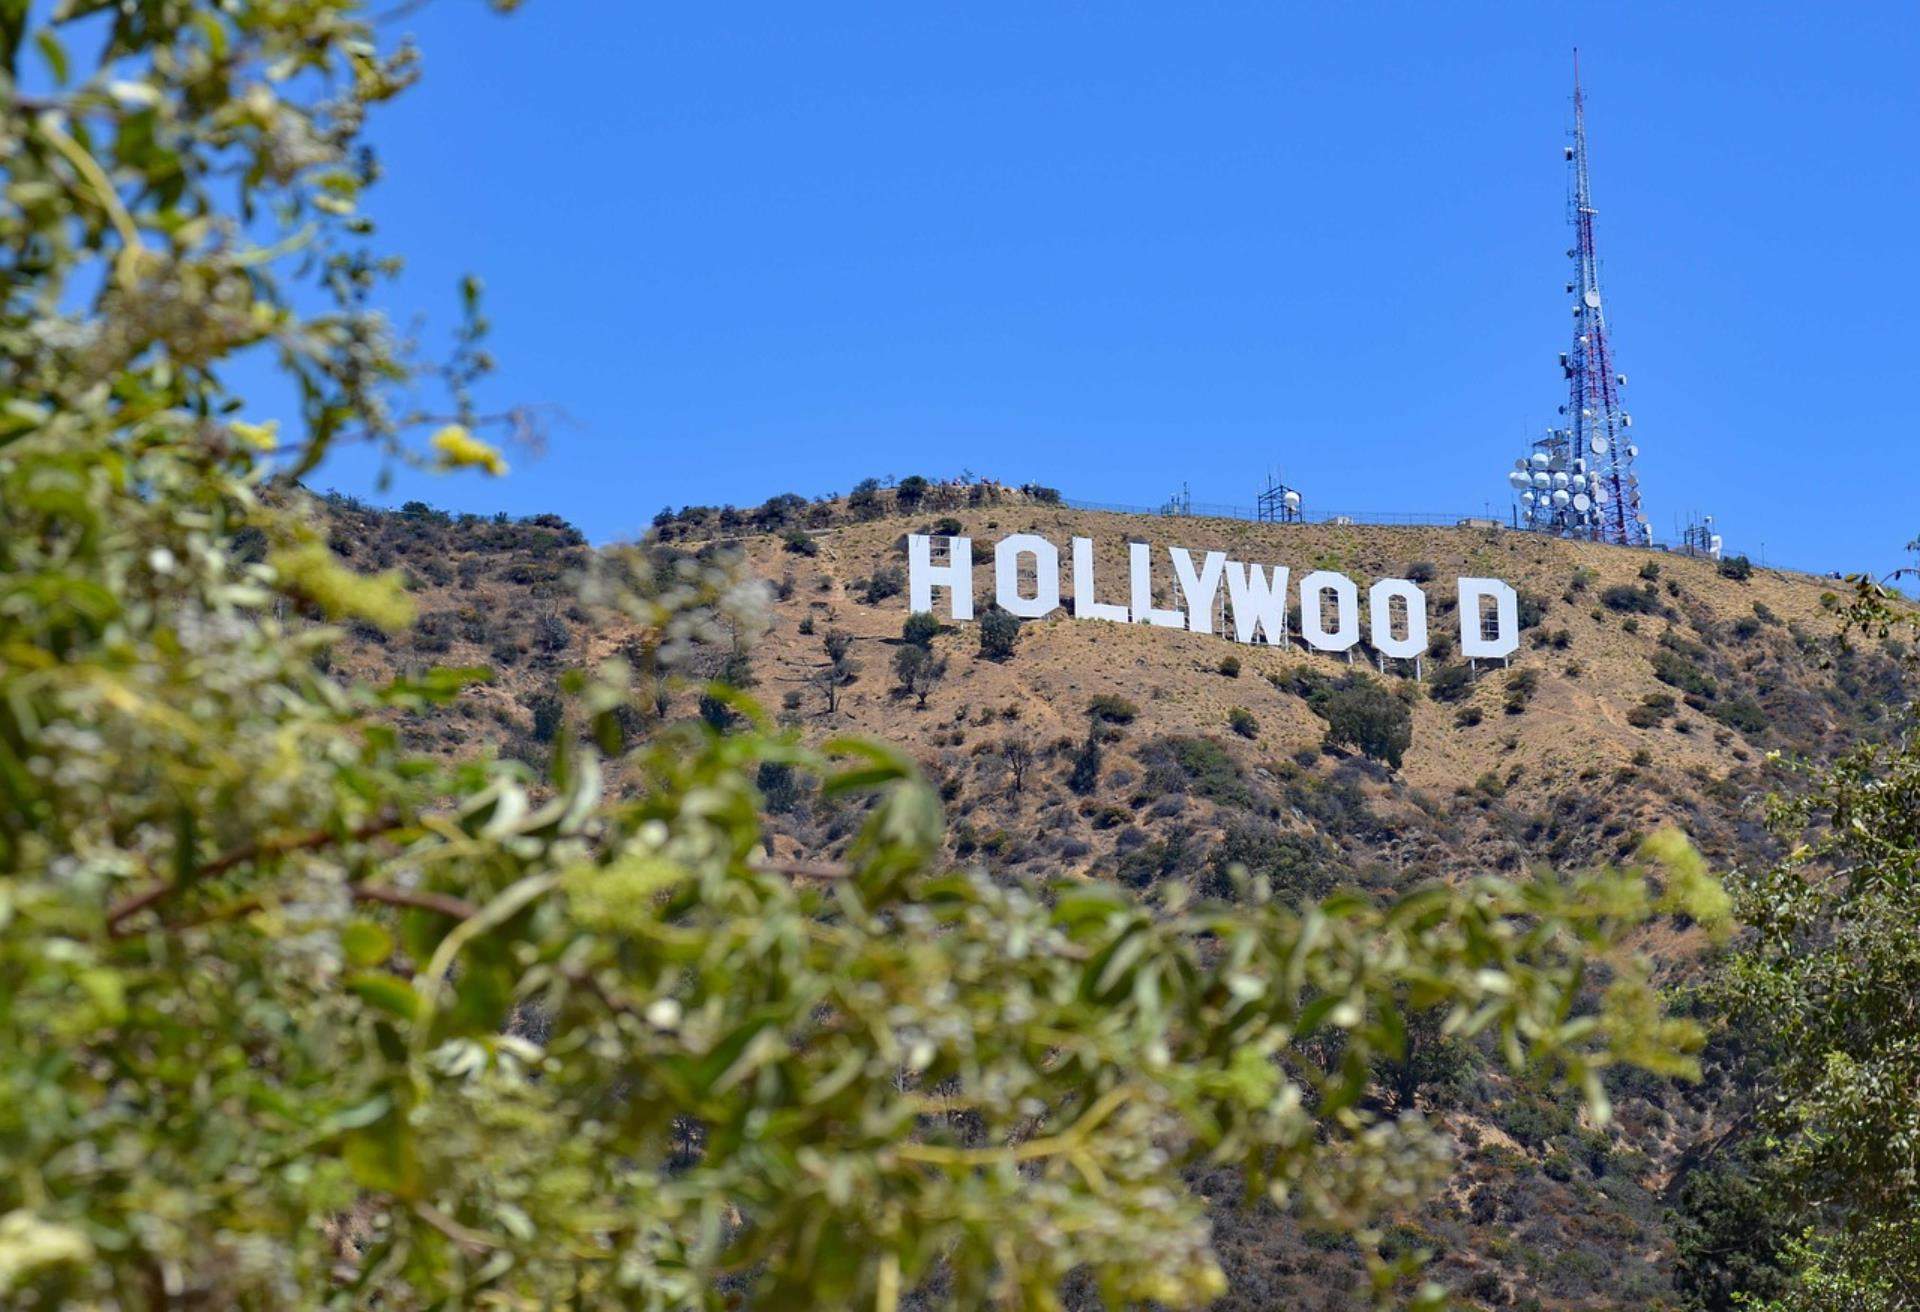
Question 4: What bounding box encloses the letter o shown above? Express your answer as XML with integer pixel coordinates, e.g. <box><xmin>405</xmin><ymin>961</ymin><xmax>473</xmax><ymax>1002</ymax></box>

<box><xmin>1299</xmin><ymin>570</ymin><xmax>1360</xmax><ymax>652</ymax></box>
<box><xmin>1368</xmin><ymin>579</ymin><xmax>1429</xmax><ymax>659</ymax></box>
<box><xmin>994</xmin><ymin>534</ymin><xmax>1061</xmax><ymax>618</ymax></box>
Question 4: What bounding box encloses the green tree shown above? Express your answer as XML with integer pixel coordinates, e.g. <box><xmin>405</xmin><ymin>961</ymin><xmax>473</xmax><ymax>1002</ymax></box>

<box><xmin>1321</xmin><ymin>677</ymin><xmax>1415</xmax><ymax>770</ymax></box>
<box><xmin>979</xmin><ymin>604</ymin><xmax>1021</xmax><ymax>660</ymax></box>
<box><xmin>1701</xmin><ymin>578</ymin><xmax>1919</xmax><ymax>1310</ymax></box>
<box><xmin>902</xmin><ymin>610</ymin><xmax>940</xmax><ymax>647</ymax></box>
<box><xmin>0</xmin><ymin>3</ymin><xmax>1713</xmax><ymax>1308</ymax></box>
<box><xmin>892</xmin><ymin>641</ymin><xmax>947</xmax><ymax>708</ymax></box>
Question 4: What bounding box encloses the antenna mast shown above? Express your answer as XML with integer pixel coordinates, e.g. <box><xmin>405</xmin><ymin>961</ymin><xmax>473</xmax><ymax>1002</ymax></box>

<box><xmin>1504</xmin><ymin>53</ymin><xmax>1649</xmax><ymax>544</ymax></box>
<box><xmin>1565</xmin><ymin>51</ymin><xmax>1645</xmax><ymax>544</ymax></box>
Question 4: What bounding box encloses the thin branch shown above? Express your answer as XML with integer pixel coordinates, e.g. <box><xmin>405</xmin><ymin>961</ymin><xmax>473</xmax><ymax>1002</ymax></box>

<box><xmin>410</xmin><ymin>1201</ymin><xmax>500</xmax><ymax>1255</ymax></box>
<box><xmin>750</xmin><ymin>856</ymin><xmax>854</xmax><ymax>880</ymax></box>
<box><xmin>107</xmin><ymin>814</ymin><xmax>404</xmax><ymax>935</ymax></box>
<box><xmin>350</xmin><ymin>883</ymin><xmax>478</xmax><ymax>921</ymax></box>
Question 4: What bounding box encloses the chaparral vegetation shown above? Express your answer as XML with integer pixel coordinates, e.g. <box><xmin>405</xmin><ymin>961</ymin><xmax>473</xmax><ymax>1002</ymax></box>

<box><xmin>2</xmin><ymin>5</ymin><xmax>1917</xmax><ymax>1312</ymax></box>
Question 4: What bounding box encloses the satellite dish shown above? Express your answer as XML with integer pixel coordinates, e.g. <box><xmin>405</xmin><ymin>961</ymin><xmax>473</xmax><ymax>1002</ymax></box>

<box><xmin>1531</xmin><ymin>452</ymin><xmax>1551</xmax><ymax>469</ymax></box>
<box><xmin>1590</xmin><ymin>437</ymin><xmax>1609</xmax><ymax>455</ymax></box>
<box><xmin>1507</xmin><ymin>470</ymin><xmax>1530</xmax><ymax>490</ymax></box>
<box><xmin>1515</xmin><ymin>459</ymin><xmax>1529</xmax><ymax>471</ymax></box>
<box><xmin>1572</xmin><ymin>492</ymin><xmax>1592</xmax><ymax>512</ymax></box>
<box><xmin>1532</xmin><ymin>472</ymin><xmax>1552</xmax><ymax>490</ymax></box>
<box><xmin>1521</xmin><ymin>491</ymin><xmax>1536</xmax><ymax>505</ymax></box>
<box><xmin>1626</xmin><ymin>444</ymin><xmax>1640</xmax><ymax>460</ymax></box>
<box><xmin>1283</xmin><ymin>490</ymin><xmax>1301</xmax><ymax>507</ymax></box>
<box><xmin>1594</xmin><ymin>485</ymin><xmax>1610</xmax><ymax>503</ymax></box>
<box><xmin>1583</xmin><ymin>289</ymin><xmax>1602</xmax><ymax>309</ymax></box>
<box><xmin>1552</xmin><ymin>489</ymin><xmax>1572</xmax><ymax>507</ymax></box>
<box><xmin>1552</xmin><ymin>472</ymin><xmax>1570</xmax><ymax>490</ymax></box>
<box><xmin>1571</xmin><ymin>473</ymin><xmax>1588</xmax><ymax>490</ymax></box>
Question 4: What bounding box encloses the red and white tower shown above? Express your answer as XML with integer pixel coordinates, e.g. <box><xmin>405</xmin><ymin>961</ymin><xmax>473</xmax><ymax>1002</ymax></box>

<box><xmin>1507</xmin><ymin>53</ymin><xmax>1649</xmax><ymax>544</ymax></box>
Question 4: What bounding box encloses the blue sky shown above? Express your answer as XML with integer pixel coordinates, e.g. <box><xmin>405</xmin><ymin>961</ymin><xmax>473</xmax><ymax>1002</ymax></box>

<box><xmin>310</xmin><ymin>1</ymin><xmax>1918</xmax><ymax>578</ymax></box>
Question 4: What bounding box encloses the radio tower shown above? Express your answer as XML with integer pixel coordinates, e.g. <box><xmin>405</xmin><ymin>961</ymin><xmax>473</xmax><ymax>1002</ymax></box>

<box><xmin>1564</xmin><ymin>52</ymin><xmax>1645</xmax><ymax>543</ymax></box>
<box><xmin>1504</xmin><ymin>53</ymin><xmax>1648</xmax><ymax>544</ymax></box>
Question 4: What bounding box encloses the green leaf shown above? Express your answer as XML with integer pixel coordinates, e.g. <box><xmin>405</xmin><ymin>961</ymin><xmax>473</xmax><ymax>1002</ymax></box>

<box><xmin>345</xmin><ymin>972</ymin><xmax>419</xmax><ymax>1022</ymax></box>
<box><xmin>341</xmin><ymin>920</ymin><xmax>394</xmax><ymax>968</ymax></box>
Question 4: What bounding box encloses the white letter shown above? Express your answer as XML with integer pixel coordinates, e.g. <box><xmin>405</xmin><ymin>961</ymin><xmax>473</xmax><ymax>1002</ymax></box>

<box><xmin>1222</xmin><ymin>561</ymin><xmax>1290</xmax><ymax>645</ymax></box>
<box><xmin>1128</xmin><ymin>542</ymin><xmax>1185</xmax><ymax>629</ymax></box>
<box><xmin>1459</xmin><ymin>577</ymin><xmax>1519</xmax><ymax>658</ymax></box>
<box><xmin>908</xmin><ymin>534</ymin><xmax>973</xmax><ymax>621</ymax></box>
<box><xmin>1299</xmin><ymin>571</ymin><xmax>1360</xmax><ymax>652</ymax></box>
<box><xmin>994</xmin><ymin>534</ymin><xmax>1060</xmax><ymax>618</ymax></box>
<box><xmin>1169</xmin><ymin>547</ymin><xmax>1227</xmax><ymax>634</ymax></box>
<box><xmin>1368</xmin><ymin>579</ymin><xmax>1429</xmax><ymax>659</ymax></box>
<box><xmin>1071</xmin><ymin>537</ymin><xmax>1129</xmax><ymax>623</ymax></box>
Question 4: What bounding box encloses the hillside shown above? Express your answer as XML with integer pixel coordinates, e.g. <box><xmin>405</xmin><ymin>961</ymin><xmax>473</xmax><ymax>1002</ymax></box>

<box><xmin>320</xmin><ymin>484</ymin><xmax>1912</xmax><ymax>1311</ymax></box>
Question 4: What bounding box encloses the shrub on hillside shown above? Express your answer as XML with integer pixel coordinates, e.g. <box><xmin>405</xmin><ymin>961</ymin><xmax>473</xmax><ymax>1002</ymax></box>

<box><xmin>1652</xmin><ymin>649</ymin><xmax>1718</xmax><ymax>699</ymax></box>
<box><xmin>1427</xmin><ymin>663</ymin><xmax>1474</xmax><ymax>703</ymax></box>
<box><xmin>1718</xmin><ymin>554</ymin><xmax>1754</xmax><ymax>581</ymax></box>
<box><xmin>1320</xmin><ymin>678</ymin><xmax>1414</xmax><ymax>770</ymax></box>
<box><xmin>1203</xmin><ymin>821</ymin><xmax>1330</xmax><ymax>901</ymax></box>
<box><xmin>902</xmin><ymin>611</ymin><xmax>940</xmax><ymax>647</ymax></box>
<box><xmin>1227</xmin><ymin>707</ymin><xmax>1258</xmax><ymax>739</ymax></box>
<box><xmin>1088</xmin><ymin>693</ymin><xmax>1139</xmax><ymax>724</ymax></box>
<box><xmin>979</xmin><ymin>605</ymin><xmax>1022</xmax><ymax>660</ymax></box>
<box><xmin>859</xmin><ymin>566</ymin><xmax>905</xmax><ymax>605</ymax></box>
<box><xmin>1602</xmin><ymin>584</ymin><xmax>1659</xmax><ymax>614</ymax></box>
<box><xmin>782</xmin><ymin>527</ymin><xmax>819</xmax><ymax>556</ymax></box>
<box><xmin>1218</xmin><ymin>653</ymin><xmax>1242</xmax><ymax>678</ymax></box>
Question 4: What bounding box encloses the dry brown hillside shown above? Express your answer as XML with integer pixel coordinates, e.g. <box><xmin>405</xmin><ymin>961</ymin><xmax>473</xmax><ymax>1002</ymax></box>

<box><xmin>321</xmin><ymin>486</ymin><xmax>1911</xmax><ymax>1311</ymax></box>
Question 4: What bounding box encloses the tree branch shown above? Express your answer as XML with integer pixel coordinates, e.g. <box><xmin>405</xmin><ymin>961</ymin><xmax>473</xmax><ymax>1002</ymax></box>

<box><xmin>107</xmin><ymin>814</ymin><xmax>405</xmax><ymax>935</ymax></box>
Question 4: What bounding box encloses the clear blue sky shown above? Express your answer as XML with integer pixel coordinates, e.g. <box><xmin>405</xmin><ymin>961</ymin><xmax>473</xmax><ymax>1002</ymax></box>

<box><xmin>310</xmin><ymin>1</ymin><xmax>1918</xmax><ymax>578</ymax></box>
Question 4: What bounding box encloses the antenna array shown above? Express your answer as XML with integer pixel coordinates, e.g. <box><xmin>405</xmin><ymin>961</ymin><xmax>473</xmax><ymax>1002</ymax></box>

<box><xmin>1505</xmin><ymin>53</ymin><xmax>1651</xmax><ymax>546</ymax></box>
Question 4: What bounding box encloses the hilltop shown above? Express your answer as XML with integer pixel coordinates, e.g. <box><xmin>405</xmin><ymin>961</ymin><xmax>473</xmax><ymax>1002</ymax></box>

<box><xmin>319</xmin><ymin>482</ymin><xmax>1911</xmax><ymax>1311</ymax></box>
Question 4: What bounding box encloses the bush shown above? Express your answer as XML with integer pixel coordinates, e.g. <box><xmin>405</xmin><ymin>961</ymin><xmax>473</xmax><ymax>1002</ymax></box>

<box><xmin>1146</xmin><ymin>736</ymin><xmax>1253</xmax><ymax>808</ymax></box>
<box><xmin>1088</xmin><ymin>693</ymin><xmax>1139</xmax><ymax>724</ymax></box>
<box><xmin>860</xmin><ymin>566</ymin><xmax>905</xmax><ymax>605</ymax></box>
<box><xmin>1718</xmin><ymin>554</ymin><xmax>1754</xmax><ymax>581</ymax></box>
<box><xmin>1067</xmin><ymin>724</ymin><xmax>1102</xmax><ymax>795</ymax></box>
<box><xmin>1711</xmin><ymin>697</ymin><xmax>1768</xmax><ymax>736</ymax></box>
<box><xmin>902</xmin><ymin>611</ymin><xmax>940</xmax><ymax>648</ymax></box>
<box><xmin>895</xmin><ymin>475</ymin><xmax>929</xmax><ymax>510</ymax></box>
<box><xmin>1426</xmin><ymin>662</ymin><xmax>1474</xmax><ymax>703</ymax></box>
<box><xmin>1227</xmin><ymin>707</ymin><xmax>1258</xmax><ymax>739</ymax></box>
<box><xmin>1652</xmin><ymin>649</ymin><xmax>1718</xmax><ymax>699</ymax></box>
<box><xmin>1504</xmin><ymin>667</ymin><xmax>1540</xmax><ymax>715</ymax></box>
<box><xmin>525</xmin><ymin>690</ymin><xmax>563</xmax><ymax>743</ymax></box>
<box><xmin>1218</xmin><ymin>654</ymin><xmax>1241</xmax><ymax>678</ymax></box>
<box><xmin>1405</xmin><ymin>561</ymin><xmax>1436</xmax><ymax>584</ymax></box>
<box><xmin>979</xmin><ymin>605</ymin><xmax>1021</xmax><ymax>660</ymax></box>
<box><xmin>782</xmin><ymin>528</ymin><xmax>818</xmax><ymax>556</ymax></box>
<box><xmin>1320</xmin><ymin>678</ymin><xmax>1413</xmax><ymax>770</ymax></box>
<box><xmin>1639</xmin><ymin>560</ymin><xmax>1661</xmax><ymax>580</ymax></box>
<box><xmin>1517</xmin><ymin>591</ymin><xmax>1549</xmax><ymax>629</ymax></box>
<box><xmin>1601</xmin><ymin>584</ymin><xmax>1659</xmax><ymax>614</ymax></box>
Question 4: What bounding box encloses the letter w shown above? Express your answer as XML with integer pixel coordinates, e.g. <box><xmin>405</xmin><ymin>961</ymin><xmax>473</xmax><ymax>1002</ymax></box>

<box><xmin>1223</xmin><ymin>562</ymin><xmax>1290</xmax><ymax>645</ymax></box>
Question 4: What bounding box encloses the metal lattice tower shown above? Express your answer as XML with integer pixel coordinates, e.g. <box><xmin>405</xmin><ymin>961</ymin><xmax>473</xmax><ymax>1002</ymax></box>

<box><xmin>1506</xmin><ymin>53</ymin><xmax>1648</xmax><ymax>544</ymax></box>
<box><xmin>1563</xmin><ymin>52</ymin><xmax>1645</xmax><ymax>543</ymax></box>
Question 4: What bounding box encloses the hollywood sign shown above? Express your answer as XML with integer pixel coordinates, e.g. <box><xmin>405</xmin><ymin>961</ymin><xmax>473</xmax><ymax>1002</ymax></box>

<box><xmin>906</xmin><ymin>533</ymin><xmax>1521</xmax><ymax>660</ymax></box>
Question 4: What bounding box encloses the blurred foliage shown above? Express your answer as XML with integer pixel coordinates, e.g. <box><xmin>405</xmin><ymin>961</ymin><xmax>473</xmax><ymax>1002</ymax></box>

<box><xmin>0</xmin><ymin>1</ymin><xmax>1715</xmax><ymax>1308</ymax></box>
<box><xmin>1709</xmin><ymin>577</ymin><xmax>1920</xmax><ymax>1310</ymax></box>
